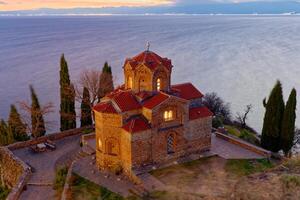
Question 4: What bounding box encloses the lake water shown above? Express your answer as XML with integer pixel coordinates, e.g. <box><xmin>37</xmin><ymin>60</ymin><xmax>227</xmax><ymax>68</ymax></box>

<box><xmin>1</xmin><ymin>15</ymin><xmax>300</xmax><ymax>133</ymax></box>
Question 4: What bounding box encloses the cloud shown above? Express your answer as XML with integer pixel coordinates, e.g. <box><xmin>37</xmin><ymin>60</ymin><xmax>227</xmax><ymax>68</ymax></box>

<box><xmin>0</xmin><ymin>1</ymin><xmax>6</xmax><ymax>4</ymax></box>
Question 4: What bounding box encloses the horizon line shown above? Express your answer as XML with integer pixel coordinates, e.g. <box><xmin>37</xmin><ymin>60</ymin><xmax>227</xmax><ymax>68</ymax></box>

<box><xmin>1</xmin><ymin>13</ymin><xmax>300</xmax><ymax>17</ymax></box>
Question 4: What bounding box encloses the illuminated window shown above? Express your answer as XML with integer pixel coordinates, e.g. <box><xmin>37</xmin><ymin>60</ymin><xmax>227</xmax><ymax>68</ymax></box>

<box><xmin>128</xmin><ymin>76</ymin><xmax>133</xmax><ymax>89</ymax></box>
<box><xmin>157</xmin><ymin>78</ymin><xmax>161</xmax><ymax>91</ymax></box>
<box><xmin>164</xmin><ymin>110</ymin><xmax>174</xmax><ymax>121</ymax></box>
<box><xmin>167</xmin><ymin>134</ymin><xmax>175</xmax><ymax>154</ymax></box>
<box><xmin>98</xmin><ymin>138</ymin><xmax>102</xmax><ymax>149</ymax></box>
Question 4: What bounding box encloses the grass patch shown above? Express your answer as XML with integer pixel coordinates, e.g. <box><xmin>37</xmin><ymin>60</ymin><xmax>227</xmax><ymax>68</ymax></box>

<box><xmin>283</xmin><ymin>157</ymin><xmax>300</xmax><ymax>169</ymax></box>
<box><xmin>149</xmin><ymin>190</ymin><xmax>169</xmax><ymax>199</ymax></box>
<box><xmin>239</xmin><ymin>129</ymin><xmax>260</xmax><ymax>146</ymax></box>
<box><xmin>148</xmin><ymin>190</ymin><xmax>205</xmax><ymax>200</ymax></box>
<box><xmin>82</xmin><ymin>128</ymin><xmax>94</xmax><ymax>135</ymax></box>
<box><xmin>53</xmin><ymin>166</ymin><xmax>68</xmax><ymax>197</ymax></box>
<box><xmin>224</xmin><ymin>125</ymin><xmax>240</xmax><ymax>137</ymax></box>
<box><xmin>70</xmin><ymin>173</ymin><xmax>131</xmax><ymax>200</ymax></box>
<box><xmin>181</xmin><ymin>157</ymin><xmax>210</xmax><ymax>168</ymax></box>
<box><xmin>225</xmin><ymin>159</ymin><xmax>273</xmax><ymax>176</ymax></box>
<box><xmin>150</xmin><ymin>157</ymin><xmax>211</xmax><ymax>177</ymax></box>
<box><xmin>0</xmin><ymin>185</ymin><xmax>10</xmax><ymax>200</ymax></box>
<box><xmin>150</xmin><ymin>165</ymin><xmax>180</xmax><ymax>177</ymax></box>
<box><xmin>225</xmin><ymin>125</ymin><xmax>260</xmax><ymax>145</ymax></box>
<box><xmin>281</xmin><ymin>174</ymin><xmax>300</xmax><ymax>188</ymax></box>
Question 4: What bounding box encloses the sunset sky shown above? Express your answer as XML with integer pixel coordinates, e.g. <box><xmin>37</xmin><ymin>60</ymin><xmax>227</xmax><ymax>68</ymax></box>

<box><xmin>0</xmin><ymin>0</ymin><xmax>291</xmax><ymax>11</ymax></box>
<box><xmin>0</xmin><ymin>0</ymin><xmax>173</xmax><ymax>11</ymax></box>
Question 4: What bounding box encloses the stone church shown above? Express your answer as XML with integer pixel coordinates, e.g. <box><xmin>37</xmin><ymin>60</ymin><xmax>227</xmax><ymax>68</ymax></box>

<box><xmin>93</xmin><ymin>48</ymin><xmax>213</xmax><ymax>177</ymax></box>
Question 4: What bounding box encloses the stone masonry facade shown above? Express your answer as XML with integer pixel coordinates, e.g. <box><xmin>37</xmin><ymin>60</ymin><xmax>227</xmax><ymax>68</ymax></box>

<box><xmin>93</xmin><ymin>49</ymin><xmax>213</xmax><ymax>177</ymax></box>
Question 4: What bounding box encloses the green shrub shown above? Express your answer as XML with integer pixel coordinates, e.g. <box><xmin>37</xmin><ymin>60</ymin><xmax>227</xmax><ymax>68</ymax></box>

<box><xmin>212</xmin><ymin>117</ymin><xmax>224</xmax><ymax>129</ymax></box>
<box><xmin>53</xmin><ymin>167</ymin><xmax>68</xmax><ymax>190</ymax></box>
<box><xmin>0</xmin><ymin>185</ymin><xmax>10</xmax><ymax>200</ymax></box>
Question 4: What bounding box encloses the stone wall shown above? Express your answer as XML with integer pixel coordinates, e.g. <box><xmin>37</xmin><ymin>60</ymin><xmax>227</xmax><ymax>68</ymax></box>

<box><xmin>0</xmin><ymin>147</ymin><xmax>31</xmax><ymax>200</ymax></box>
<box><xmin>7</xmin><ymin>126</ymin><xmax>92</xmax><ymax>151</ymax></box>
<box><xmin>215</xmin><ymin>132</ymin><xmax>271</xmax><ymax>157</ymax></box>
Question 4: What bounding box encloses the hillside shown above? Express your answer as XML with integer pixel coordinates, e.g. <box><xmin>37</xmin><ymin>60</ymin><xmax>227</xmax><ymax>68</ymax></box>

<box><xmin>65</xmin><ymin>156</ymin><xmax>300</xmax><ymax>199</ymax></box>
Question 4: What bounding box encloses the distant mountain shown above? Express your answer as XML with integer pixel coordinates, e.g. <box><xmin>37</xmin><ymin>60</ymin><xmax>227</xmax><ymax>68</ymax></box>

<box><xmin>1</xmin><ymin>1</ymin><xmax>300</xmax><ymax>15</ymax></box>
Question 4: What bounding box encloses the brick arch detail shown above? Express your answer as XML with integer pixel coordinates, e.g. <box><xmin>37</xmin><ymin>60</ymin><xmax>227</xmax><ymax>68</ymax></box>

<box><xmin>152</xmin><ymin>68</ymin><xmax>169</xmax><ymax>91</ymax></box>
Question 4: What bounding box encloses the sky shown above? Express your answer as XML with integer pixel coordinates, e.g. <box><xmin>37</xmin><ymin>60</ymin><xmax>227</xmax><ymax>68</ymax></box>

<box><xmin>0</xmin><ymin>0</ymin><xmax>290</xmax><ymax>11</ymax></box>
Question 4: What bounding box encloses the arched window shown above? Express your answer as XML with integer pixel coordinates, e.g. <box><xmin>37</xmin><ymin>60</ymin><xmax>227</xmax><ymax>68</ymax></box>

<box><xmin>164</xmin><ymin>110</ymin><xmax>174</xmax><ymax>121</ymax></box>
<box><xmin>167</xmin><ymin>134</ymin><xmax>175</xmax><ymax>154</ymax></box>
<box><xmin>128</xmin><ymin>76</ymin><xmax>133</xmax><ymax>89</ymax></box>
<box><xmin>156</xmin><ymin>78</ymin><xmax>161</xmax><ymax>91</ymax></box>
<box><xmin>139</xmin><ymin>77</ymin><xmax>147</xmax><ymax>91</ymax></box>
<box><xmin>106</xmin><ymin>138</ymin><xmax>118</xmax><ymax>156</ymax></box>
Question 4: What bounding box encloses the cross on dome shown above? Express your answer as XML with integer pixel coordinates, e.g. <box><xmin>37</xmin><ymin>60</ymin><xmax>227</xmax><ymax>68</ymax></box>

<box><xmin>146</xmin><ymin>42</ymin><xmax>150</xmax><ymax>51</ymax></box>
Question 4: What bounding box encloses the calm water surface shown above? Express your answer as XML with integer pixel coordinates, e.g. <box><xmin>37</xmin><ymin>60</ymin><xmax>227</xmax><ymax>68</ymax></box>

<box><xmin>1</xmin><ymin>15</ymin><xmax>300</xmax><ymax>132</ymax></box>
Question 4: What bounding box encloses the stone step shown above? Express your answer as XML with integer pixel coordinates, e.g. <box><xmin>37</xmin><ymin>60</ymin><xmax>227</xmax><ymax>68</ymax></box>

<box><xmin>82</xmin><ymin>145</ymin><xmax>96</xmax><ymax>155</ymax></box>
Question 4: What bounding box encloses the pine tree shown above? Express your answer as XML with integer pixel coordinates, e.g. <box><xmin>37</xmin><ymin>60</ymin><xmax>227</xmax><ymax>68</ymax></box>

<box><xmin>281</xmin><ymin>88</ymin><xmax>297</xmax><ymax>157</ymax></box>
<box><xmin>30</xmin><ymin>85</ymin><xmax>46</xmax><ymax>138</ymax></box>
<box><xmin>98</xmin><ymin>62</ymin><xmax>114</xmax><ymax>102</ymax></box>
<box><xmin>60</xmin><ymin>54</ymin><xmax>76</xmax><ymax>131</ymax></box>
<box><xmin>80</xmin><ymin>87</ymin><xmax>92</xmax><ymax>127</ymax></box>
<box><xmin>0</xmin><ymin>120</ymin><xmax>14</xmax><ymax>146</ymax></box>
<box><xmin>261</xmin><ymin>80</ymin><xmax>285</xmax><ymax>152</ymax></box>
<box><xmin>8</xmin><ymin>104</ymin><xmax>28</xmax><ymax>141</ymax></box>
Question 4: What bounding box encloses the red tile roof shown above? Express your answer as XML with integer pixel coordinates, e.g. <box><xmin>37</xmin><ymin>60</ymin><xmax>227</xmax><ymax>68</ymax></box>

<box><xmin>122</xmin><ymin>117</ymin><xmax>151</xmax><ymax>133</ymax></box>
<box><xmin>125</xmin><ymin>51</ymin><xmax>172</xmax><ymax>71</ymax></box>
<box><xmin>143</xmin><ymin>92</ymin><xmax>169</xmax><ymax>109</ymax></box>
<box><xmin>93</xmin><ymin>102</ymin><xmax>117</xmax><ymax>114</ymax></box>
<box><xmin>189</xmin><ymin>106</ymin><xmax>213</xmax><ymax>120</ymax></box>
<box><xmin>135</xmin><ymin>91</ymin><xmax>153</xmax><ymax>101</ymax></box>
<box><xmin>111</xmin><ymin>91</ymin><xmax>141</xmax><ymax>112</ymax></box>
<box><xmin>172</xmin><ymin>83</ymin><xmax>204</xmax><ymax>100</ymax></box>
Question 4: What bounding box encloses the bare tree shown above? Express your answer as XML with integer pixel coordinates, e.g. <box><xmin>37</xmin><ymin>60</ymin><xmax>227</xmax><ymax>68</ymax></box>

<box><xmin>236</xmin><ymin>104</ymin><xmax>253</xmax><ymax>128</ymax></box>
<box><xmin>18</xmin><ymin>101</ymin><xmax>54</xmax><ymax>137</ymax></box>
<box><xmin>74</xmin><ymin>68</ymin><xmax>101</xmax><ymax>106</ymax></box>
<box><xmin>293</xmin><ymin>128</ymin><xmax>300</xmax><ymax>148</ymax></box>
<box><xmin>203</xmin><ymin>92</ymin><xmax>232</xmax><ymax>124</ymax></box>
<box><xmin>75</xmin><ymin>68</ymin><xmax>116</xmax><ymax>106</ymax></box>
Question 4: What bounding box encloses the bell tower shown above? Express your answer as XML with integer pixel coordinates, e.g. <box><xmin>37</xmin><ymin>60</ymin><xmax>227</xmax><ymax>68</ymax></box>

<box><xmin>123</xmin><ymin>45</ymin><xmax>173</xmax><ymax>93</ymax></box>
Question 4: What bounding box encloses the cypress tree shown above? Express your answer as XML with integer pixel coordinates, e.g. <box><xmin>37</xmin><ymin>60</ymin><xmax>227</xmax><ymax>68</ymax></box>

<box><xmin>60</xmin><ymin>54</ymin><xmax>76</xmax><ymax>131</ymax></box>
<box><xmin>30</xmin><ymin>85</ymin><xmax>46</xmax><ymax>138</ymax></box>
<box><xmin>0</xmin><ymin>120</ymin><xmax>7</xmax><ymax>146</ymax></box>
<box><xmin>98</xmin><ymin>62</ymin><xmax>114</xmax><ymax>102</ymax></box>
<box><xmin>261</xmin><ymin>81</ymin><xmax>285</xmax><ymax>152</ymax></box>
<box><xmin>281</xmin><ymin>88</ymin><xmax>297</xmax><ymax>157</ymax></box>
<box><xmin>80</xmin><ymin>87</ymin><xmax>92</xmax><ymax>127</ymax></box>
<box><xmin>8</xmin><ymin>104</ymin><xmax>28</xmax><ymax>141</ymax></box>
<box><xmin>69</xmin><ymin>84</ymin><xmax>77</xmax><ymax>129</ymax></box>
<box><xmin>0</xmin><ymin>120</ymin><xmax>14</xmax><ymax>146</ymax></box>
